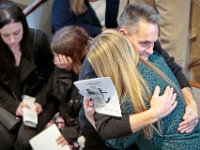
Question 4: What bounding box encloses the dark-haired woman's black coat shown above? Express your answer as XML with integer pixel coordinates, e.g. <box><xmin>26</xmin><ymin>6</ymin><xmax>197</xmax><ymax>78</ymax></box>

<box><xmin>0</xmin><ymin>28</ymin><xmax>57</xmax><ymax>150</ymax></box>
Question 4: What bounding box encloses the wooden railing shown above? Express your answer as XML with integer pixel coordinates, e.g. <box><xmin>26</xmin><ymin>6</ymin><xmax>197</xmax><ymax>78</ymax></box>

<box><xmin>23</xmin><ymin>0</ymin><xmax>46</xmax><ymax>16</ymax></box>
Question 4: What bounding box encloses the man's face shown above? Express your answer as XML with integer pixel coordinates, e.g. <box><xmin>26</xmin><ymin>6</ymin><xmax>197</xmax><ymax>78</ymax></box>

<box><xmin>126</xmin><ymin>21</ymin><xmax>159</xmax><ymax>61</ymax></box>
<box><xmin>0</xmin><ymin>22</ymin><xmax>23</xmax><ymax>50</ymax></box>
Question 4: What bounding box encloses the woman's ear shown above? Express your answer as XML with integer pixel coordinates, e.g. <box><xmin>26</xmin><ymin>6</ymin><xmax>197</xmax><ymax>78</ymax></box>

<box><xmin>119</xmin><ymin>28</ymin><xmax>128</xmax><ymax>35</ymax></box>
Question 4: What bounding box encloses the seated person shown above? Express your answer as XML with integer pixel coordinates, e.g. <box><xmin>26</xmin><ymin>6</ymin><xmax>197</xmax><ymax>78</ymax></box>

<box><xmin>83</xmin><ymin>30</ymin><xmax>200</xmax><ymax>150</ymax></box>
<box><xmin>0</xmin><ymin>2</ymin><xmax>56</xmax><ymax>150</ymax></box>
<box><xmin>50</xmin><ymin>26</ymin><xmax>89</xmax><ymax>148</ymax></box>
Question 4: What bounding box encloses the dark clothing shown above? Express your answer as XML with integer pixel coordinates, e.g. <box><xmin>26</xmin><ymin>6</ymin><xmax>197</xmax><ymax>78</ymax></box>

<box><xmin>153</xmin><ymin>41</ymin><xmax>190</xmax><ymax>88</ymax></box>
<box><xmin>0</xmin><ymin>28</ymin><xmax>56</xmax><ymax>150</ymax></box>
<box><xmin>0</xmin><ymin>29</ymin><xmax>54</xmax><ymax>111</ymax></box>
<box><xmin>51</xmin><ymin>0</ymin><xmax>119</xmax><ymax>37</ymax></box>
<box><xmin>105</xmin><ymin>0</ymin><xmax>119</xmax><ymax>28</ymax></box>
<box><xmin>78</xmin><ymin>41</ymin><xmax>190</xmax><ymax>149</ymax></box>
<box><xmin>53</xmin><ymin>67</ymin><xmax>82</xmax><ymax>143</ymax></box>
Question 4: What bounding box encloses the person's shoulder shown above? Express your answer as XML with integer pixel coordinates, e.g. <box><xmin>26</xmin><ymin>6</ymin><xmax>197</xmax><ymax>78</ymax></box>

<box><xmin>29</xmin><ymin>28</ymin><xmax>47</xmax><ymax>36</ymax></box>
<box><xmin>153</xmin><ymin>41</ymin><xmax>169</xmax><ymax>57</ymax></box>
<box><xmin>53</xmin><ymin>0</ymin><xmax>69</xmax><ymax>6</ymax></box>
<box><xmin>52</xmin><ymin>0</ymin><xmax>70</xmax><ymax>14</ymax></box>
<box><xmin>55</xmin><ymin>67</ymin><xmax>75</xmax><ymax>78</ymax></box>
<box><xmin>79</xmin><ymin>58</ymin><xmax>97</xmax><ymax>80</ymax></box>
<box><xmin>153</xmin><ymin>41</ymin><xmax>162</xmax><ymax>52</ymax></box>
<box><xmin>29</xmin><ymin>28</ymin><xmax>50</xmax><ymax>44</ymax></box>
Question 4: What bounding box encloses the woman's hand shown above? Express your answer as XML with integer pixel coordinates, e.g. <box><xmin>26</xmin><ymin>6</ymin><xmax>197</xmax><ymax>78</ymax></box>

<box><xmin>34</xmin><ymin>102</ymin><xmax>43</xmax><ymax>114</ymax></box>
<box><xmin>83</xmin><ymin>97</ymin><xmax>96</xmax><ymax>128</ymax></box>
<box><xmin>16</xmin><ymin>102</ymin><xmax>30</xmax><ymax>116</ymax></box>
<box><xmin>54</xmin><ymin>54</ymin><xmax>73</xmax><ymax>71</ymax></box>
<box><xmin>150</xmin><ymin>86</ymin><xmax>177</xmax><ymax>120</ymax></box>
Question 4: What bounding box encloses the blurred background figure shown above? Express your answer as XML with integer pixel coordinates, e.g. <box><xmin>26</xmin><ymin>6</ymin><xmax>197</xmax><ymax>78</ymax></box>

<box><xmin>51</xmin><ymin>0</ymin><xmax>119</xmax><ymax>37</ymax></box>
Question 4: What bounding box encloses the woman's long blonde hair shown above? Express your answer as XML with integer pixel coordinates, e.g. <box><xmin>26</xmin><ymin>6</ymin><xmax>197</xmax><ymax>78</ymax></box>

<box><xmin>88</xmin><ymin>30</ymin><xmax>152</xmax><ymax>137</ymax></box>
<box><xmin>88</xmin><ymin>30</ymin><xmax>184</xmax><ymax>139</ymax></box>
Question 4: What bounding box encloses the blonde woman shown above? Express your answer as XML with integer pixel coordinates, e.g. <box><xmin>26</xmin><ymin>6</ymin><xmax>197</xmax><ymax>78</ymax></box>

<box><xmin>51</xmin><ymin>0</ymin><xmax>119</xmax><ymax>37</ymax></box>
<box><xmin>82</xmin><ymin>30</ymin><xmax>200</xmax><ymax>150</ymax></box>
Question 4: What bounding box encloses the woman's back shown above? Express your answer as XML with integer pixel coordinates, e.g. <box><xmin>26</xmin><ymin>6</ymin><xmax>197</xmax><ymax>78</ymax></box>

<box><xmin>107</xmin><ymin>52</ymin><xmax>200</xmax><ymax>150</ymax></box>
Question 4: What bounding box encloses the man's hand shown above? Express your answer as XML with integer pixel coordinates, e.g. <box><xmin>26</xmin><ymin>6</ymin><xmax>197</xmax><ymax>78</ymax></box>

<box><xmin>178</xmin><ymin>104</ymin><xmax>199</xmax><ymax>133</ymax></box>
<box><xmin>178</xmin><ymin>87</ymin><xmax>199</xmax><ymax>133</ymax></box>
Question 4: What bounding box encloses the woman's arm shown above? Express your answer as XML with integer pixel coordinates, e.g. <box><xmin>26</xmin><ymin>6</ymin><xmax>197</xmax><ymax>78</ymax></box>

<box><xmin>98</xmin><ymin>86</ymin><xmax>177</xmax><ymax>149</ymax></box>
<box><xmin>84</xmin><ymin>86</ymin><xmax>177</xmax><ymax>140</ymax></box>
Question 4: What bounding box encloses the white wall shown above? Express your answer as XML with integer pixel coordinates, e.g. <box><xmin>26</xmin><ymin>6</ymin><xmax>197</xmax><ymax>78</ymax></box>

<box><xmin>26</xmin><ymin>0</ymin><xmax>53</xmax><ymax>36</ymax></box>
<box><xmin>10</xmin><ymin>0</ymin><xmax>33</xmax><ymax>6</ymax></box>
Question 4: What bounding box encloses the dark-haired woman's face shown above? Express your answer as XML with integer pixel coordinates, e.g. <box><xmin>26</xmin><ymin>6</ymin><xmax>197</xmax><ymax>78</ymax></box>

<box><xmin>0</xmin><ymin>22</ymin><xmax>23</xmax><ymax>49</ymax></box>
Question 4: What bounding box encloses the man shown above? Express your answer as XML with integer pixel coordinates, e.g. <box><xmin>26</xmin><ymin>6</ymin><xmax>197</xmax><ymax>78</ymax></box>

<box><xmin>118</xmin><ymin>0</ymin><xmax>191</xmax><ymax>68</ymax></box>
<box><xmin>79</xmin><ymin>3</ymin><xmax>198</xmax><ymax>150</ymax></box>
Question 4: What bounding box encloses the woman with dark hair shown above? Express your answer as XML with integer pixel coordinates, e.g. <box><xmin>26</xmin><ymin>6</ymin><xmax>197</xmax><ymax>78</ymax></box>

<box><xmin>0</xmin><ymin>1</ymin><xmax>56</xmax><ymax>150</ymax></box>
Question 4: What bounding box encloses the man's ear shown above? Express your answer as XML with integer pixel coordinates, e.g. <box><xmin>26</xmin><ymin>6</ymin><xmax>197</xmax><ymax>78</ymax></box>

<box><xmin>119</xmin><ymin>28</ymin><xmax>128</xmax><ymax>35</ymax></box>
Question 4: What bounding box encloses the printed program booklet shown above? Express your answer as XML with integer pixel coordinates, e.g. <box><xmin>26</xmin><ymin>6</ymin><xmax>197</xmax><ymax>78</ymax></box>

<box><xmin>74</xmin><ymin>77</ymin><xmax>122</xmax><ymax>117</ymax></box>
<box><xmin>22</xmin><ymin>95</ymin><xmax>38</xmax><ymax>128</ymax></box>
<box><xmin>29</xmin><ymin>124</ymin><xmax>70</xmax><ymax>150</ymax></box>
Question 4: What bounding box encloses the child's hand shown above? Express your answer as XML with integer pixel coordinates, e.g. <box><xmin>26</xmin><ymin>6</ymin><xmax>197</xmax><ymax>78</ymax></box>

<box><xmin>54</xmin><ymin>54</ymin><xmax>73</xmax><ymax>71</ymax></box>
<box><xmin>56</xmin><ymin>135</ymin><xmax>71</xmax><ymax>147</ymax></box>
